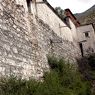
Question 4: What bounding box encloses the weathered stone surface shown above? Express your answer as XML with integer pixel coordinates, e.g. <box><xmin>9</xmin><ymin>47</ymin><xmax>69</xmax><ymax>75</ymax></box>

<box><xmin>0</xmin><ymin>0</ymin><xmax>80</xmax><ymax>79</ymax></box>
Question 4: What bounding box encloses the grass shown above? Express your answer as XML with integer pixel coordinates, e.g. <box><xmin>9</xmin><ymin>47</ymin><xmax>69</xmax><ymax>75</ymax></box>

<box><xmin>0</xmin><ymin>57</ymin><xmax>92</xmax><ymax>95</ymax></box>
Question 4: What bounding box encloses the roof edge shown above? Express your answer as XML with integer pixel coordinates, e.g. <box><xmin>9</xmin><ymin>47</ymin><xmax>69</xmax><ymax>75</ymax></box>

<box><xmin>42</xmin><ymin>0</ymin><xmax>71</xmax><ymax>29</ymax></box>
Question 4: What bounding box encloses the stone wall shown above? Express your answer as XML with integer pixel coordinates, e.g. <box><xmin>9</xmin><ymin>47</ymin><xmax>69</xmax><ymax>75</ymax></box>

<box><xmin>0</xmin><ymin>0</ymin><xmax>80</xmax><ymax>79</ymax></box>
<box><xmin>0</xmin><ymin>0</ymin><xmax>44</xmax><ymax>79</ymax></box>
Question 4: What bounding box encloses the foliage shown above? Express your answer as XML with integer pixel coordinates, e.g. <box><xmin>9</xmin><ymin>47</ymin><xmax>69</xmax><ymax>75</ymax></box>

<box><xmin>88</xmin><ymin>54</ymin><xmax>95</xmax><ymax>70</ymax></box>
<box><xmin>77</xmin><ymin>54</ymin><xmax>95</xmax><ymax>80</ymax></box>
<box><xmin>77</xmin><ymin>54</ymin><xmax>95</xmax><ymax>95</ymax></box>
<box><xmin>48</xmin><ymin>57</ymin><xmax>91</xmax><ymax>95</ymax></box>
<box><xmin>55</xmin><ymin>7</ymin><xmax>65</xmax><ymax>19</ymax></box>
<box><xmin>0</xmin><ymin>57</ymin><xmax>92</xmax><ymax>95</ymax></box>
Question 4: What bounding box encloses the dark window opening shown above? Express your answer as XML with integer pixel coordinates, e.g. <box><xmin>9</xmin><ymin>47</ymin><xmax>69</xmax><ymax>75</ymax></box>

<box><xmin>79</xmin><ymin>43</ymin><xmax>84</xmax><ymax>57</ymax></box>
<box><xmin>26</xmin><ymin>0</ymin><xmax>32</xmax><ymax>13</ymax></box>
<box><xmin>85</xmin><ymin>32</ymin><xmax>89</xmax><ymax>38</ymax></box>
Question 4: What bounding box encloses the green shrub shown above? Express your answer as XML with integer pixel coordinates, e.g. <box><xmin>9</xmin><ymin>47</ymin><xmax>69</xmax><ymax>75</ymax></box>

<box><xmin>77</xmin><ymin>54</ymin><xmax>95</xmax><ymax>95</ymax></box>
<box><xmin>88</xmin><ymin>54</ymin><xmax>95</xmax><ymax>70</ymax></box>
<box><xmin>0</xmin><ymin>57</ymin><xmax>92</xmax><ymax>95</ymax></box>
<box><xmin>48</xmin><ymin>57</ymin><xmax>91</xmax><ymax>95</ymax></box>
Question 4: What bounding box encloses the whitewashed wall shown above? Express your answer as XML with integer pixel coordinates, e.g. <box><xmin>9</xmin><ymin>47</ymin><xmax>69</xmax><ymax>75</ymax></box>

<box><xmin>69</xmin><ymin>18</ymin><xmax>78</xmax><ymax>42</ymax></box>
<box><xmin>77</xmin><ymin>24</ymin><xmax>95</xmax><ymax>55</ymax></box>
<box><xmin>35</xmin><ymin>3</ymin><xmax>74</xmax><ymax>41</ymax></box>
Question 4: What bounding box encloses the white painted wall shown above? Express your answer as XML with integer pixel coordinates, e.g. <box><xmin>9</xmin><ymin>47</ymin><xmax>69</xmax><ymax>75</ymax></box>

<box><xmin>69</xmin><ymin>18</ymin><xmax>78</xmax><ymax>42</ymax></box>
<box><xmin>35</xmin><ymin>3</ymin><xmax>74</xmax><ymax>41</ymax></box>
<box><xmin>77</xmin><ymin>24</ymin><xmax>95</xmax><ymax>55</ymax></box>
<box><xmin>36</xmin><ymin>0</ymin><xmax>43</xmax><ymax>2</ymax></box>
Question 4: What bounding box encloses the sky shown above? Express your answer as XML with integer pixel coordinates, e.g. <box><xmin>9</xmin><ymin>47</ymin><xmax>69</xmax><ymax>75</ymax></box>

<box><xmin>48</xmin><ymin>0</ymin><xmax>95</xmax><ymax>13</ymax></box>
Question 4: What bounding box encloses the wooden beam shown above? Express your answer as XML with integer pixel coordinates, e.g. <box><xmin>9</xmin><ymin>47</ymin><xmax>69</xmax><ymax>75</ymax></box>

<box><xmin>59</xmin><ymin>26</ymin><xmax>68</xmax><ymax>28</ymax></box>
<box><xmin>36</xmin><ymin>2</ymin><xmax>45</xmax><ymax>4</ymax></box>
<box><xmin>78</xmin><ymin>40</ymin><xmax>87</xmax><ymax>43</ymax></box>
<box><xmin>50</xmin><ymin>39</ymin><xmax>63</xmax><ymax>44</ymax></box>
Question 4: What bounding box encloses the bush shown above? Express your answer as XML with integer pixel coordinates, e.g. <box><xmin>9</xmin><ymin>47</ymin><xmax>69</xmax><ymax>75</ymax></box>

<box><xmin>77</xmin><ymin>54</ymin><xmax>95</xmax><ymax>95</ymax></box>
<box><xmin>0</xmin><ymin>57</ymin><xmax>92</xmax><ymax>95</ymax></box>
<box><xmin>77</xmin><ymin>54</ymin><xmax>95</xmax><ymax>80</ymax></box>
<box><xmin>88</xmin><ymin>54</ymin><xmax>95</xmax><ymax>70</ymax></box>
<box><xmin>48</xmin><ymin>57</ymin><xmax>91</xmax><ymax>95</ymax></box>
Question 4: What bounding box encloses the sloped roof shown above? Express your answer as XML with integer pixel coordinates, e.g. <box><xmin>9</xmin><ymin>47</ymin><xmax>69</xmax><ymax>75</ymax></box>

<box><xmin>64</xmin><ymin>9</ymin><xmax>80</xmax><ymax>27</ymax></box>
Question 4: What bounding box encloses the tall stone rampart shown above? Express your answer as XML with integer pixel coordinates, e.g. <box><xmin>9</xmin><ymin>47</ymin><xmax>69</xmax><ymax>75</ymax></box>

<box><xmin>0</xmin><ymin>0</ymin><xmax>80</xmax><ymax>79</ymax></box>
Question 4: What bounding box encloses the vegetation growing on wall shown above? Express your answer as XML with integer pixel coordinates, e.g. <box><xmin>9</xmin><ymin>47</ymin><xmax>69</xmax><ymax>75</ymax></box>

<box><xmin>0</xmin><ymin>57</ymin><xmax>92</xmax><ymax>95</ymax></box>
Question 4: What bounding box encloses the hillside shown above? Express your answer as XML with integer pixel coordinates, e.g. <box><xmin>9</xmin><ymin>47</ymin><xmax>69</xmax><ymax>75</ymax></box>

<box><xmin>75</xmin><ymin>5</ymin><xmax>95</xmax><ymax>26</ymax></box>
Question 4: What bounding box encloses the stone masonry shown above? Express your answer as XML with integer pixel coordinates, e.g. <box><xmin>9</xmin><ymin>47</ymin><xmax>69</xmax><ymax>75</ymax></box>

<box><xmin>0</xmin><ymin>0</ymin><xmax>80</xmax><ymax>79</ymax></box>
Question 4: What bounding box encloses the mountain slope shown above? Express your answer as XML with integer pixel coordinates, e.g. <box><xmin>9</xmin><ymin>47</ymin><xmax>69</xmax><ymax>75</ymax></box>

<box><xmin>75</xmin><ymin>5</ymin><xmax>95</xmax><ymax>25</ymax></box>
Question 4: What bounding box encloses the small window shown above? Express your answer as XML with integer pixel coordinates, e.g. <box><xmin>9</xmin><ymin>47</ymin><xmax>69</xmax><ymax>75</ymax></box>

<box><xmin>85</xmin><ymin>32</ymin><xmax>89</xmax><ymax>38</ymax></box>
<box><xmin>26</xmin><ymin>0</ymin><xmax>32</xmax><ymax>13</ymax></box>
